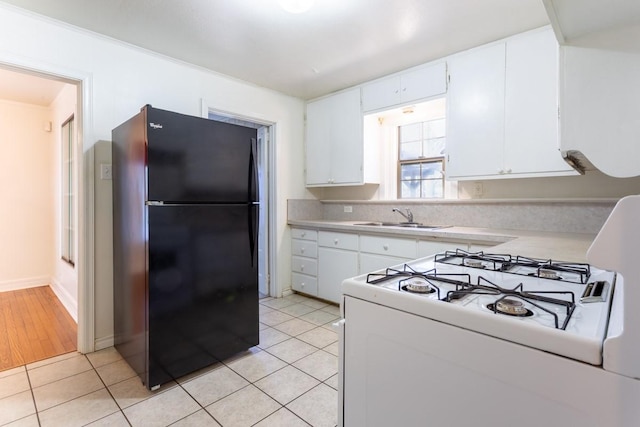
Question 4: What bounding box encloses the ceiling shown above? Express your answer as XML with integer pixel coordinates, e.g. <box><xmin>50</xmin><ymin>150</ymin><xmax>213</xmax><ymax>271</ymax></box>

<box><xmin>0</xmin><ymin>0</ymin><xmax>550</xmax><ymax>101</ymax></box>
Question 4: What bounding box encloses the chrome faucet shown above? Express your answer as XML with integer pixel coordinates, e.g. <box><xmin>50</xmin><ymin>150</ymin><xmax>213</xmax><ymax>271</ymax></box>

<box><xmin>392</xmin><ymin>208</ymin><xmax>414</xmax><ymax>223</ymax></box>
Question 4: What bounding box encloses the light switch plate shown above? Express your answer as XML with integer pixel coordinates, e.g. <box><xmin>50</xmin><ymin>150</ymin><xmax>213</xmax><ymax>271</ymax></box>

<box><xmin>100</xmin><ymin>163</ymin><xmax>112</xmax><ymax>180</ymax></box>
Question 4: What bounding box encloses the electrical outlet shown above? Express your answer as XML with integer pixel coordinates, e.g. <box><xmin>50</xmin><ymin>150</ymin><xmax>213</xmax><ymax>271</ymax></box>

<box><xmin>344</xmin><ymin>205</ymin><xmax>353</xmax><ymax>213</ymax></box>
<box><xmin>100</xmin><ymin>163</ymin><xmax>112</xmax><ymax>180</ymax></box>
<box><xmin>472</xmin><ymin>182</ymin><xmax>483</xmax><ymax>197</ymax></box>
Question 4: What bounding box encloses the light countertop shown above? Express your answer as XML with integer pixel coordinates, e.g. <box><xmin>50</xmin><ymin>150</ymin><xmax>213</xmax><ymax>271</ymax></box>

<box><xmin>288</xmin><ymin>219</ymin><xmax>596</xmax><ymax>263</ymax></box>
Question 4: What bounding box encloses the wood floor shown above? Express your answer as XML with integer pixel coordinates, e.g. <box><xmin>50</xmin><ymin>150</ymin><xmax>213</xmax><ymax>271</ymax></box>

<box><xmin>0</xmin><ymin>286</ymin><xmax>77</xmax><ymax>372</ymax></box>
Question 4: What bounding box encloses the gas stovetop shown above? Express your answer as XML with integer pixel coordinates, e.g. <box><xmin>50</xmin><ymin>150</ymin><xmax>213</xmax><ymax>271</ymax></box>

<box><xmin>342</xmin><ymin>248</ymin><xmax>617</xmax><ymax>365</ymax></box>
<box><xmin>434</xmin><ymin>249</ymin><xmax>591</xmax><ymax>284</ymax></box>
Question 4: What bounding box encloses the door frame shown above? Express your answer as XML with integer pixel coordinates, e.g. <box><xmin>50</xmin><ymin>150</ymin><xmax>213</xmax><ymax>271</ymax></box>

<box><xmin>201</xmin><ymin>100</ymin><xmax>278</xmax><ymax>297</ymax></box>
<box><xmin>0</xmin><ymin>58</ymin><xmax>95</xmax><ymax>354</ymax></box>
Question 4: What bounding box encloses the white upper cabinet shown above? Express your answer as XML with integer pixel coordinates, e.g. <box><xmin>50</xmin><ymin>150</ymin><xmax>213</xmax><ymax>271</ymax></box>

<box><xmin>447</xmin><ymin>27</ymin><xmax>578</xmax><ymax>180</ymax></box>
<box><xmin>306</xmin><ymin>88</ymin><xmax>372</xmax><ymax>186</ymax></box>
<box><xmin>362</xmin><ymin>62</ymin><xmax>447</xmax><ymax>112</ymax></box>
<box><xmin>446</xmin><ymin>43</ymin><xmax>506</xmax><ymax>179</ymax></box>
<box><xmin>504</xmin><ymin>27</ymin><xmax>576</xmax><ymax>176</ymax></box>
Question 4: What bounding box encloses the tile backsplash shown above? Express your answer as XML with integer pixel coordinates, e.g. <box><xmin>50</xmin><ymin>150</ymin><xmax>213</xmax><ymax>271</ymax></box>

<box><xmin>288</xmin><ymin>199</ymin><xmax>617</xmax><ymax>234</ymax></box>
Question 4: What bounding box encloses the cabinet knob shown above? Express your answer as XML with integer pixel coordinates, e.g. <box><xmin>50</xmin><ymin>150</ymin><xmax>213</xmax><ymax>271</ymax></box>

<box><xmin>301</xmin><ymin>232</ymin><xmax>306</xmax><ymax>237</ymax></box>
<box><xmin>301</xmin><ymin>247</ymin><xmax>305</xmax><ymax>253</ymax></box>
<box><xmin>334</xmin><ymin>239</ymin><xmax>339</xmax><ymax>245</ymax></box>
<box><xmin>300</xmin><ymin>264</ymin><xmax>305</xmax><ymax>271</ymax></box>
<box><xmin>506</xmin><ymin>168</ymin><xmax>512</xmax><ymax>174</ymax></box>
<box><xmin>301</xmin><ymin>282</ymin><xmax>305</xmax><ymax>288</ymax></box>
<box><xmin>383</xmin><ymin>245</ymin><xmax>389</xmax><ymax>251</ymax></box>
<box><xmin>499</xmin><ymin>169</ymin><xmax>505</xmax><ymax>174</ymax></box>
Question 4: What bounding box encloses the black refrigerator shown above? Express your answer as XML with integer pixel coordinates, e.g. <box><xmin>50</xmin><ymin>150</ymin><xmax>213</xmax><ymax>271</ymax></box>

<box><xmin>112</xmin><ymin>105</ymin><xmax>259</xmax><ymax>390</ymax></box>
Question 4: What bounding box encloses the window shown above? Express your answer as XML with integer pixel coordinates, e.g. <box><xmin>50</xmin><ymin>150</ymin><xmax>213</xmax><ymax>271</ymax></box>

<box><xmin>398</xmin><ymin>117</ymin><xmax>446</xmax><ymax>198</ymax></box>
<box><xmin>61</xmin><ymin>116</ymin><xmax>75</xmax><ymax>265</ymax></box>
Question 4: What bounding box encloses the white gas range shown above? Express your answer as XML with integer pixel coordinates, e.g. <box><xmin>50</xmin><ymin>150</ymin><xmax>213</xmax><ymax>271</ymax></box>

<box><xmin>338</xmin><ymin>196</ymin><xmax>640</xmax><ymax>427</ymax></box>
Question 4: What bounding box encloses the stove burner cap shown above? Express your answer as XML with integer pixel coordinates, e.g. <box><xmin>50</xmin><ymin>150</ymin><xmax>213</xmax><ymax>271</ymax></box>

<box><xmin>465</xmin><ymin>259</ymin><xmax>485</xmax><ymax>268</ymax></box>
<box><xmin>487</xmin><ymin>298</ymin><xmax>534</xmax><ymax>317</ymax></box>
<box><xmin>401</xmin><ymin>278</ymin><xmax>435</xmax><ymax>294</ymax></box>
<box><xmin>539</xmin><ymin>269</ymin><xmax>559</xmax><ymax>279</ymax></box>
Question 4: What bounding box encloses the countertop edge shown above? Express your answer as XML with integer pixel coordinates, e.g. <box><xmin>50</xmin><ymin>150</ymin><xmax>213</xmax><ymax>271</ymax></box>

<box><xmin>288</xmin><ymin>220</ymin><xmax>597</xmax><ymax>263</ymax></box>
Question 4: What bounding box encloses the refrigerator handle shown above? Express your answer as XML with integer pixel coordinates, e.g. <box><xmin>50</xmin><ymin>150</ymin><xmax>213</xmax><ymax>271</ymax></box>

<box><xmin>248</xmin><ymin>205</ymin><xmax>258</xmax><ymax>267</ymax></box>
<box><xmin>249</xmin><ymin>137</ymin><xmax>259</xmax><ymax>202</ymax></box>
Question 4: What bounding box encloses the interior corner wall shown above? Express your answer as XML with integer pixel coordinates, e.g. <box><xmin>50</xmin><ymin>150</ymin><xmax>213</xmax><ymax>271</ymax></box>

<box><xmin>0</xmin><ymin>4</ymin><xmax>306</xmax><ymax>348</ymax></box>
<box><xmin>50</xmin><ymin>83</ymin><xmax>79</xmax><ymax>320</ymax></box>
<box><xmin>0</xmin><ymin>99</ymin><xmax>55</xmax><ymax>291</ymax></box>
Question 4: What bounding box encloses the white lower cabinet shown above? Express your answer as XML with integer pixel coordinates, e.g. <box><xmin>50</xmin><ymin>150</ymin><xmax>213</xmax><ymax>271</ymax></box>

<box><xmin>318</xmin><ymin>231</ymin><xmax>359</xmax><ymax>303</ymax></box>
<box><xmin>291</xmin><ymin>228</ymin><xmax>319</xmax><ymax>297</ymax></box>
<box><xmin>359</xmin><ymin>234</ymin><xmax>417</xmax><ymax>273</ymax></box>
<box><xmin>291</xmin><ymin>228</ymin><xmax>496</xmax><ymax>302</ymax></box>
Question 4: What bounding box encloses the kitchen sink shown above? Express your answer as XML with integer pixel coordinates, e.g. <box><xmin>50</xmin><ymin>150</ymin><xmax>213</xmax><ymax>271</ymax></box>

<box><xmin>355</xmin><ymin>222</ymin><xmax>450</xmax><ymax>229</ymax></box>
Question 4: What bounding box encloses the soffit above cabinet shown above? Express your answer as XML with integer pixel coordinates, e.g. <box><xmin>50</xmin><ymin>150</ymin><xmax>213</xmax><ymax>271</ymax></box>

<box><xmin>543</xmin><ymin>0</ymin><xmax>640</xmax><ymax>50</ymax></box>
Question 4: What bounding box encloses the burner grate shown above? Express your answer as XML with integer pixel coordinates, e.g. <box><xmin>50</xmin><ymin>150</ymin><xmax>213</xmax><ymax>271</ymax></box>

<box><xmin>435</xmin><ymin>249</ymin><xmax>591</xmax><ymax>284</ymax></box>
<box><xmin>444</xmin><ymin>276</ymin><xmax>576</xmax><ymax>329</ymax></box>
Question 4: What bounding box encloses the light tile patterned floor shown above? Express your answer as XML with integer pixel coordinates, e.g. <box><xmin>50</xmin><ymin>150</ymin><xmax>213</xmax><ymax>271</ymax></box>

<box><xmin>0</xmin><ymin>294</ymin><xmax>340</xmax><ymax>427</ymax></box>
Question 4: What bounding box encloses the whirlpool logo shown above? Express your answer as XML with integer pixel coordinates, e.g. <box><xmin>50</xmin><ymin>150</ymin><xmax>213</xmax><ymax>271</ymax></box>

<box><xmin>149</xmin><ymin>122</ymin><xmax>163</xmax><ymax>129</ymax></box>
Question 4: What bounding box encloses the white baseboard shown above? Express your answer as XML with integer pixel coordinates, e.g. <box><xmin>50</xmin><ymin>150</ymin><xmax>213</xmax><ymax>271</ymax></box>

<box><xmin>94</xmin><ymin>335</ymin><xmax>114</xmax><ymax>351</ymax></box>
<box><xmin>0</xmin><ymin>276</ymin><xmax>50</xmax><ymax>292</ymax></box>
<box><xmin>281</xmin><ymin>288</ymin><xmax>293</xmax><ymax>297</ymax></box>
<box><xmin>50</xmin><ymin>278</ymin><xmax>78</xmax><ymax>323</ymax></box>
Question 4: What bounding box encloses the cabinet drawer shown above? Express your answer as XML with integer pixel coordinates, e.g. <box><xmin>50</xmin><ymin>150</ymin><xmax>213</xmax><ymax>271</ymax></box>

<box><xmin>292</xmin><ymin>273</ymin><xmax>318</xmax><ymax>296</ymax></box>
<box><xmin>291</xmin><ymin>228</ymin><xmax>318</xmax><ymax>241</ymax></box>
<box><xmin>318</xmin><ymin>231</ymin><xmax>359</xmax><ymax>251</ymax></box>
<box><xmin>292</xmin><ymin>256</ymin><xmax>318</xmax><ymax>276</ymax></box>
<box><xmin>292</xmin><ymin>239</ymin><xmax>318</xmax><ymax>258</ymax></box>
<box><xmin>360</xmin><ymin>235</ymin><xmax>416</xmax><ymax>259</ymax></box>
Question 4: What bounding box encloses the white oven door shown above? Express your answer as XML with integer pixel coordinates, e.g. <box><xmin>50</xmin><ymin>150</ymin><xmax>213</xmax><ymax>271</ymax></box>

<box><xmin>341</xmin><ymin>296</ymin><xmax>640</xmax><ymax>427</ymax></box>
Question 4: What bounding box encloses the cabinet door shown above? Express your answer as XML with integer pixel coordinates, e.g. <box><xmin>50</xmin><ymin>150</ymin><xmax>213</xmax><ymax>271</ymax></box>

<box><xmin>401</xmin><ymin>62</ymin><xmax>447</xmax><ymax>103</ymax></box>
<box><xmin>362</xmin><ymin>76</ymin><xmax>401</xmax><ymax>112</ymax></box>
<box><xmin>318</xmin><ymin>247</ymin><xmax>359</xmax><ymax>303</ymax></box>
<box><xmin>331</xmin><ymin>88</ymin><xmax>364</xmax><ymax>184</ymax></box>
<box><xmin>305</xmin><ymin>97</ymin><xmax>334</xmax><ymax>185</ymax></box>
<box><xmin>446</xmin><ymin>43</ymin><xmax>506</xmax><ymax>179</ymax></box>
<box><xmin>504</xmin><ymin>28</ymin><xmax>575</xmax><ymax>176</ymax></box>
<box><xmin>306</xmin><ymin>88</ymin><xmax>363</xmax><ymax>186</ymax></box>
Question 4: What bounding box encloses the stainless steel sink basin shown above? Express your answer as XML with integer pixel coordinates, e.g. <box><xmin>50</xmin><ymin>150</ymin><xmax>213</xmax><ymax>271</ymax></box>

<box><xmin>355</xmin><ymin>222</ymin><xmax>449</xmax><ymax>230</ymax></box>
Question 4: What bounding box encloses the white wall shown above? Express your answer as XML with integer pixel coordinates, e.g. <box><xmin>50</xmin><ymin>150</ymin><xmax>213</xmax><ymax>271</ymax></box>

<box><xmin>0</xmin><ymin>4</ymin><xmax>307</xmax><ymax>349</ymax></box>
<box><xmin>0</xmin><ymin>99</ymin><xmax>55</xmax><ymax>290</ymax></box>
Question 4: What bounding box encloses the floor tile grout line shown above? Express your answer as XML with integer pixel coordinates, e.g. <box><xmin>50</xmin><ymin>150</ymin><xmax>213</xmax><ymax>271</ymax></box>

<box><xmin>7</xmin><ymin>294</ymin><xmax>336</xmax><ymax>427</ymax></box>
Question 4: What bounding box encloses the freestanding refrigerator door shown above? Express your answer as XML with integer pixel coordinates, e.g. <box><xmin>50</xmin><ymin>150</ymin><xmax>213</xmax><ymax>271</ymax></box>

<box><xmin>146</xmin><ymin>204</ymin><xmax>259</xmax><ymax>388</ymax></box>
<box><xmin>145</xmin><ymin>107</ymin><xmax>258</xmax><ymax>203</ymax></box>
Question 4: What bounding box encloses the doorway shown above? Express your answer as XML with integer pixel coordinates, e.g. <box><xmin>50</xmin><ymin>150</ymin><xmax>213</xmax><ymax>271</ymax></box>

<box><xmin>207</xmin><ymin>111</ymin><xmax>273</xmax><ymax>297</ymax></box>
<box><xmin>0</xmin><ymin>65</ymin><xmax>85</xmax><ymax>367</ymax></box>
